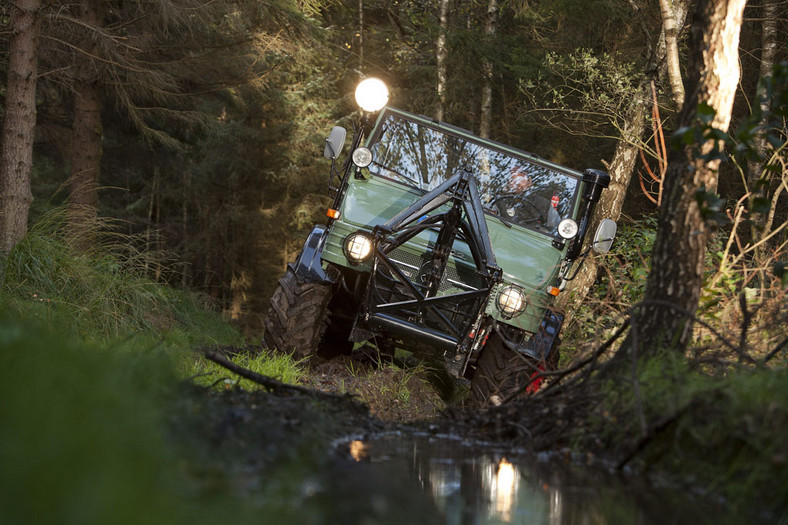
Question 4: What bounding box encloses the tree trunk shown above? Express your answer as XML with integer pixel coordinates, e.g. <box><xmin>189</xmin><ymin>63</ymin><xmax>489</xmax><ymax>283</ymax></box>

<box><xmin>630</xmin><ymin>0</ymin><xmax>747</xmax><ymax>354</ymax></box>
<box><xmin>479</xmin><ymin>0</ymin><xmax>498</xmax><ymax>139</ymax></box>
<box><xmin>435</xmin><ymin>0</ymin><xmax>450</xmax><ymax>121</ymax></box>
<box><xmin>358</xmin><ymin>0</ymin><xmax>364</xmax><ymax>75</ymax></box>
<box><xmin>0</xmin><ymin>0</ymin><xmax>40</xmax><ymax>254</ymax></box>
<box><xmin>560</xmin><ymin>86</ymin><xmax>649</xmax><ymax>307</ymax></box>
<box><xmin>659</xmin><ymin>0</ymin><xmax>687</xmax><ymax>107</ymax></box>
<box><xmin>67</xmin><ymin>0</ymin><xmax>103</xmax><ymax>239</ymax></box>
<box><xmin>747</xmin><ymin>0</ymin><xmax>779</xmax><ymax>185</ymax></box>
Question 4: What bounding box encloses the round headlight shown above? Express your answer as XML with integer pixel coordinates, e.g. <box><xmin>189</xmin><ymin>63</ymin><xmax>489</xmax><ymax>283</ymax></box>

<box><xmin>497</xmin><ymin>286</ymin><xmax>526</xmax><ymax>318</ymax></box>
<box><xmin>352</xmin><ymin>147</ymin><xmax>373</xmax><ymax>168</ymax></box>
<box><xmin>354</xmin><ymin>78</ymin><xmax>389</xmax><ymax>113</ymax></box>
<box><xmin>557</xmin><ymin>218</ymin><xmax>579</xmax><ymax>240</ymax></box>
<box><xmin>344</xmin><ymin>232</ymin><xmax>374</xmax><ymax>263</ymax></box>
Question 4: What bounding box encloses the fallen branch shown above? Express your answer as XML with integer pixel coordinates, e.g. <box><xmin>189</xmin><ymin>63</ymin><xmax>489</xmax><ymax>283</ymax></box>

<box><xmin>501</xmin><ymin>319</ymin><xmax>631</xmax><ymax>404</ymax></box>
<box><xmin>201</xmin><ymin>347</ymin><xmax>360</xmax><ymax>404</ymax></box>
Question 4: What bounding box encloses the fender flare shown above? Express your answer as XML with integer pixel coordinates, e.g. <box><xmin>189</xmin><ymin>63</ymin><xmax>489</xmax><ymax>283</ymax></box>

<box><xmin>291</xmin><ymin>225</ymin><xmax>336</xmax><ymax>284</ymax></box>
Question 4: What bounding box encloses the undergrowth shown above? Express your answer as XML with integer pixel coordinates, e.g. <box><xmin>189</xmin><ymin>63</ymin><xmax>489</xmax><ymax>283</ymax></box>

<box><xmin>553</xmin><ymin>213</ymin><xmax>786</xmax><ymax>517</ymax></box>
<box><xmin>0</xmin><ymin>211</ymin><xmax>326</xmax><ymax>524</ymax></box>
<box><xmin>0</xmin><ymin>209</ymin><xmax>243</xmax><ymax>351</ymax></box>
<box><xmin>588</xmin><ymin>353</ymin><xmax>788</xmax><ymax>516</ymax></box>
<box><xmin>190</xmin><ymin>350</ymin><xmax>304</xmax><ymax>391</ymax></box>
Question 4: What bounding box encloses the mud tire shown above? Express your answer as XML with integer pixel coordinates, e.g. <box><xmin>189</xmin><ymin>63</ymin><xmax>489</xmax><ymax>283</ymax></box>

<box><xmin>263</xmin><ymin>266</ymin><xmax>332</xmax><ymax>359</ymax></box>
<box><xmin>470</xmin><ymin>334</ymin><xmax>545</xmax><ymax>406</ymax></box>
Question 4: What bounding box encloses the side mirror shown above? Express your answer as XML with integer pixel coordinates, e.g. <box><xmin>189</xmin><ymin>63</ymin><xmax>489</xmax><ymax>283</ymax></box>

<box><xmin>592</xmin><ymin>218</ymin><xmax>617</xmax><ymax>254</ymax></box>
<box><xmin>324</xmin><ymin>126</ymin><xmax>347</xmax><ymax>160</ymax></box>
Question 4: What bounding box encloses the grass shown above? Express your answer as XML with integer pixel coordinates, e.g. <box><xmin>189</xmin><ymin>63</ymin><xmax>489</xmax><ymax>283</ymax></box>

<box><xmin>331</xmin><ymin>353</ymin><xmax>446</xmax><ymax>421</ymax></box>
<box><xmin>587</xmin><ymin>351</ymin><xmax>788</xmax><ymax>516</ymax></box>
<box><xmin>0</xmin><ymin>211</ymin><xmax>324</xmax><ymax>524</ymax></box>
<box><xmin>189</xmin><ymin>350</ymin><xmax>305</xmax><ymax>391</ymax></box>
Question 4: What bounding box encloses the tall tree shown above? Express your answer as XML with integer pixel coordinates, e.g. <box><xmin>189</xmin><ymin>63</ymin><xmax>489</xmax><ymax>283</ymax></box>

<box><xmin>559</xmin><ymin>1</ymin><xmax>689</xmax><ymax>307</ymax></box>
<box><xmin>747</xmin><ymin>0</ymin><xmax>781</xmax><ymax>185</ymax></box>
<box><xmin>67</xmin><ymin>0</ymin><xmax>102</xmax><ymax>231</ymax></box>
<box><xmin>660</xmin><ymin>0</ymin><xmax>687</xmax><ymax>107</ymax></box>
<box><xmin>630</xmin><ymin>0</ymin><xmax>748</xmax><ymax>353</ymax></box>
<box><xmin>435</xmin><ymin>0</ymin><xmax>450</xmax><ymax>121</ymax></box>
<box><xmin>36</xmin><ymin>0</ymin><xmax>307</xmax><ymax>236</ymax></box>
<box><xmin>0</xmin><ymin>0</ymin><xmax>40</xmax><ymax>254</ymax></box>
<box><xmin>479</xmin><ymin>0</ymin><xmax>498</xmax><ymax>139</ymax></box>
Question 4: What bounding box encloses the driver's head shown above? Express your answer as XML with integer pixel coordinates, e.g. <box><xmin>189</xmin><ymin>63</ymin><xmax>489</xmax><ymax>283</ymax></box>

<box><xmin>508</xmin><ymin>166</ymin><xmax>532</xmax><ymax>193</ymax></box>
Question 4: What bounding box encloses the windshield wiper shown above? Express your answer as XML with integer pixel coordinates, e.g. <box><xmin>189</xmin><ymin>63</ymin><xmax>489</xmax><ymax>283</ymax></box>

<box><xmin>492</xmin><ymin>213</ymin><xmax>513</xmax><ymax>228</ymax></box>
<box><xmin>372</xmin><ymin>161</ymin><xmax>423</xmax><ymax>191</ymax></box>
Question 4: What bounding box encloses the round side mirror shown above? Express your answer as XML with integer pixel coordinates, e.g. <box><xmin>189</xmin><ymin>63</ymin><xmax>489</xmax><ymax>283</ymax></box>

<box><xmin>592</xmin><ymin>218</ymin><xmax>617</xmax><ymax>254</ymax></box>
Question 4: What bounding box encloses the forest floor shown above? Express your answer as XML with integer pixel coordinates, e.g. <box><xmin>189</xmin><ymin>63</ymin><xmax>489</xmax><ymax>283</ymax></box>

<box><xmin>182</xmin><ymin>345</ymin><xmax>592</xmax><ymax>494</ymax></box>
<box><xmin>183</xmin><ymin>343</ymin><xmax>787</xmax><ymax>523</ymax></box>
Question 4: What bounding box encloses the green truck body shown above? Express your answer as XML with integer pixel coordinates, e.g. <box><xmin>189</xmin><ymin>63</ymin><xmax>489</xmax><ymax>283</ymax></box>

<box><xmin>265</xmin><ymin>88</ymin><xmax>615</xmax><ymax>404</ymax></box>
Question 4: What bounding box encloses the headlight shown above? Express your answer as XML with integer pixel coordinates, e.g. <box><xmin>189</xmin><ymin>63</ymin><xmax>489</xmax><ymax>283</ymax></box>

<box><xmin>496</xmin><ymin>286</ymin><xmax>526</xmax><ymax>318</ymax></box>
<box><xmin>352</xmin><ymin>147</ymin><xmax>373</xmax><ymax>168</ymax></box>
<box><xmin>557</xmin><ymin>218</ymin><xmax>579</xmax><ymax>239</ymax></box>
<box><xmin>355</xmin><ymin>78</ymin><xmax>389</xmax><ymax>113</ymax></box>
<box><xmin>343</xmin><ymin>232</ymin><xmax>374</xmax><ymax>263</ymax></box>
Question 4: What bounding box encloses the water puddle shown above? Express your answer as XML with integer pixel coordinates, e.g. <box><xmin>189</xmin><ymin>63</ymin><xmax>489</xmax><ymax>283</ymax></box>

<box><xmin>339</xmin><ymin>432</ymin><xmax>772</xmax><ymax>525</ymax></box>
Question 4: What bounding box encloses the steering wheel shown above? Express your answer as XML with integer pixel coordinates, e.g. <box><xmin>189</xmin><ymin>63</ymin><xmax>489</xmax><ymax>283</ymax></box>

<box><xmin>490</xmin><ymin>194</ymin><xmax>542</xmax><ymax>225</ymax></box>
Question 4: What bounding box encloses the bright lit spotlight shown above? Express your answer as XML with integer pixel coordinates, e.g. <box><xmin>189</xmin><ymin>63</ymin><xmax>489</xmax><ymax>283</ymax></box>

<box><xmin>355</xmin><ymin>78</ymin><xmax>389</xmax><ymax>113</ymax></box>
<box><xmin>344</xmin><ymin>232</ymin><xmax>374</xmax><ymax>263</ymax></box>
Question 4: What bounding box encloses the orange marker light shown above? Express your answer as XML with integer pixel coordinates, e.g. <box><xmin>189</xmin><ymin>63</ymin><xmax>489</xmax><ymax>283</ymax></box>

<box><xmin>327</xmin><ymin>208</ymin><xmax>340</xmax><ymax>219</ymax></box>
<box><xmin>547</xmin><ymin>286</ymin><xmax>560</xmax><ymax>297</ymax></box>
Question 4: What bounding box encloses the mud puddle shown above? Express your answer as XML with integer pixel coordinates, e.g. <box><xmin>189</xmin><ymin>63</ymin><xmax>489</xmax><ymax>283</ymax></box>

<box><xmin>336</xmin><ymin>432</ymin><xmax>774</xmax><ymax>525</ymax></box>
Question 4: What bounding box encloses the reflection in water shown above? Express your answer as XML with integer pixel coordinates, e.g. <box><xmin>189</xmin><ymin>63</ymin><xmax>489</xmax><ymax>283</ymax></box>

<box><xmin>347</xmin><ymin>434</ymin><xmax>770</xmax><ymax>525</ymax></box>
<box><xmin>491</xmin><ymin>458</ymin><xmax>516</xmax><ymax>522</ymax></box>
<box><xmin>349</xmin><ymin>440</ymin><xmax>369</xmax><ymax>462</ymax></box>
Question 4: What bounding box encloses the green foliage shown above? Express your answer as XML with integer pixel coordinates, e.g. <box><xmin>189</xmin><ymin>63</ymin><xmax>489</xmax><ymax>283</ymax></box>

<box><xmin>592</xmin><ymin>354</ymin><xmax>788</xmax><ymax>514</ymax></box>
<box><xmin>0</xmin><ymin>213</ymin><xmax>320</xmax><ymax>523</ymax></box>
<box><xmin>2</xmin><ymin>210</ymin><xmax>172</xmax><ymax>338</ymax></box>
<box><xmin>566</xmin><ymin>216</ymin><xmax>657</xmax><ymax>349</ymax></box>
<box><xmin>0</xmin><ymin>209</ymin><xmax>242</xmax><ymax>347</ymax></box>
<box><xmin>0</xmin><ymin>319</ymin><xmax>179</xmax><ymax>525</ymax></box>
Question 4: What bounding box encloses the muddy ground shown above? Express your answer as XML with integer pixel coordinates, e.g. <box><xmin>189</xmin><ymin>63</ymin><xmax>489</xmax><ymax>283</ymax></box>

<box><xmin>171</xmin><ymin>351</ymin><xmax>450</xmax><ymax>523</ymax></box>
<box><xmin>177</xmin><ymin>345</ymin><xmax>786</xmax><ymax>523</ymax></box>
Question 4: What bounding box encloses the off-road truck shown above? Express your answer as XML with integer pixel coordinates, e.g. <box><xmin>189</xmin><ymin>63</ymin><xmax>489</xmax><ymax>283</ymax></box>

<box><xmin>264</xmin><ymin>78</ymin><xmax>617</xmax><ymax>404</ymax></box>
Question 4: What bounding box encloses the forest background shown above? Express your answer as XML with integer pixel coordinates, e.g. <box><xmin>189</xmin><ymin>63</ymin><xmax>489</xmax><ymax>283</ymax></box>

<box><xmin>0</xmin><ymin>0</ymin><xmax>785</xmax><ymax>337</ymax></box>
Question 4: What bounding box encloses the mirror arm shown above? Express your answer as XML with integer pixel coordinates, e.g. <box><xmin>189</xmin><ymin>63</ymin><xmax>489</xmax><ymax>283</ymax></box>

<box><xmin>330</xmin><ymin>117</ymin><xmax>369</xmax><ymax>211</ymax></box>
<box><xmin>561</xmin><ymin>248</ymin><xmax>593</xmax><ymax>281</ymax></box>
<box><xmin>566</xmin><ymin>169</ymin><xmax>610</xmax><ymax>261</ymax></box>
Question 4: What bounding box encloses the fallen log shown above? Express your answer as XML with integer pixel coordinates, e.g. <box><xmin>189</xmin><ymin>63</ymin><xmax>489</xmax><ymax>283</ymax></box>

<box><xmin>200</xmin><ymin>347</ymin><xmax>360</xmax><ymax>405</ymax></box>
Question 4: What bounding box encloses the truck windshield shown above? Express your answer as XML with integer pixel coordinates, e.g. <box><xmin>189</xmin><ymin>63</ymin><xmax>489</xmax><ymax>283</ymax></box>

<box><xmin>366</xmin><ymin>110</ymin><xmax>580</xmax><ymax>237</ymax></box>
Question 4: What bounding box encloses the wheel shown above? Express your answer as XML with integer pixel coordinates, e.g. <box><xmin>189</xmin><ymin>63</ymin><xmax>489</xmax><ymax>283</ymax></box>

<box><xmin>263</xmin><ymin>266</ymin><xmax>333</xmax><ymax>358</ymax></box>
<box><xmin>470</xmin><ymin>333</ymin><xmax>545</xmax><ymax>406</ymax></box>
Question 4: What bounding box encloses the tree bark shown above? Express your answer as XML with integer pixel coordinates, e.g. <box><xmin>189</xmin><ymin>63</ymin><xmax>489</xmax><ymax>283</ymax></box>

<box><xmin>0</xmin><ymin>0</ymin><xmax>40</xmax><ymax>254</ymax></box>
<box><xmin>67</xmin><ymin>0</ymin><xmax>103</xmax><ymax>237</ymax></box>
<box><xmin>630</xmin><ymin>0</ymin><xmax>747</xmax><ymax>354</ymax></box>
<box><xmin>747</xmin><ymin>0</ymin><xmax>779</xmax><ymax>185</ymax></box>
<box><xmin>659</xmin><ymin>0</ymin><xmax>687</xmax><ymax>107</ymax></box>
<box><xmin>479</xmin><ymin>0</ymin><xmax>498</xmax><ymax>139</ymax></box>
<box><xmin>358</xmin><ymin>0</ymin><xmax>365</xmax><ymax>75</ymax></box>
<box><xmin>560</xmin><ymin>87</ymin><xmax>649</xmax><ymax>307</ymax></box>
<box><xmin>435</xmin><ymin>0</ymin><xmax>450</xmax><ymax>121</ymax></box>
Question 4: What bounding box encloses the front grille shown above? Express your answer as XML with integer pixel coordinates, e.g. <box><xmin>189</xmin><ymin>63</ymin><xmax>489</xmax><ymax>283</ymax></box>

<box><xmin>387</xmin><ymin>246</ymin><xmax>484</xmax><ymax>294</ymax></box>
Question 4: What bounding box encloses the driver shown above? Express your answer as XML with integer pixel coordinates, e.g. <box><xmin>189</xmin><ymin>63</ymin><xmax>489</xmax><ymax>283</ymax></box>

<box><xmin>504</xmin><ymin>166</ymin><xmax>560</xmax><ymax>231</ymax></box>
<box><xmin>508</xmin><ymin>167</ymin><xmax>533</xmax><ymax>193</ymax></box>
